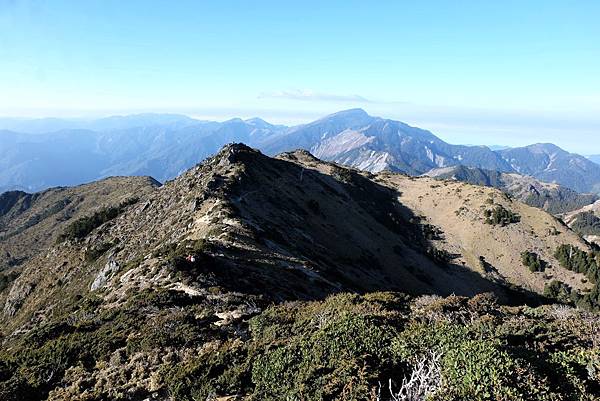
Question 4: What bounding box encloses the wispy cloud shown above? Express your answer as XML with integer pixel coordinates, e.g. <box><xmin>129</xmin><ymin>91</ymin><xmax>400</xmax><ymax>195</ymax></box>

<box><xmin>258</xmin><ymin>90</ymin><xmax>372</xmax><ymax>103</ymax></box>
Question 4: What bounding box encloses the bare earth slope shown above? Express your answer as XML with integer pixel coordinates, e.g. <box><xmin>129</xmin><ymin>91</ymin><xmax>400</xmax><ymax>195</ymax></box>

<box><xmin>425</xmin><ymin>165</ymin><xmax>598</xmax><ymax>214</ymax></box>
<box><xmin>375</xmin><ymin>172</ymin><xmax>591</xmax><ymax>295</ymax></box>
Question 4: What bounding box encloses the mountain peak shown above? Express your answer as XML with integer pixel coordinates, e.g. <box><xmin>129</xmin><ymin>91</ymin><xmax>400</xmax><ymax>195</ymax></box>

<box><xmin>208</xmin><ymin>143</ymin><xmax>262</xmax><ymax>167</ymax></box>
<box><xmin>311</xmin><ymin>108</ymin><xmax>374</xmax><ymax>128</ymax></box>
<box><xmin>325</xmin><ymin>108</ymin><xmax>370</xmax><ymax>119</ymax></box>
<box><xmin>223</xmin><ymin>117</ymin><xmax>245</xmax><ymax>124</ymax></box>
<box><xmin>245</xmin><ymin>117</ymin><xmax>273</xmax><ymax>128</ymax></box>
<box><xmin>216</xmin><ymin>142</ymin><xmax>257</xmax><ymax>156</ymax></box>
<box><xmin>526</xmin><ymin>143</ymin><xmax>565</xmax><ymax>154</ymax></box>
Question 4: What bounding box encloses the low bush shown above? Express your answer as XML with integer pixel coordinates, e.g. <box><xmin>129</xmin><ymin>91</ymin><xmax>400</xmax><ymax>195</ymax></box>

<box><xmin>554</xmin><ymin>244</ymin><xmax>600</xmax><ymax>311</ymax></box>
<box><xmin>521</xmin><ymin>251</ymin><xmax>547</xmax><ymax>272</ymax></box>
<box><xmin>2</xmin><ymin>292</ymin><xmax>600</xmax><ymax>400</ymax></box>
<box><xmin>484</xmin><ymin>205</ymin><xmax>520</xmax><ymax>226</ymax></box>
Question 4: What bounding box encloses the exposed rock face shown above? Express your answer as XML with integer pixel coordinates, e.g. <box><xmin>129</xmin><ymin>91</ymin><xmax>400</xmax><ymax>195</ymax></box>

<box><xmin>3</xmin><ymin>279</ymin><xmax>35</xmax><ymax>317</ymax></box>
<box><xmin>91</xmin><ymin>260</ymin><xmax>120</xmax><ymax>291</ymax></box>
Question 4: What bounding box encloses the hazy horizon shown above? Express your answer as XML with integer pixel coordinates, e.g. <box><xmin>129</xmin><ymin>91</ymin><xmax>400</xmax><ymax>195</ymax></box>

<box><xmin>1</xmin><ymin>1</ymin><xmax>599</xmax><ymax>154</ymax></box>
<box><xmin>1</xmin><ymin>108</ymin><xmax>599</xmax><ymax>156</ymax></box>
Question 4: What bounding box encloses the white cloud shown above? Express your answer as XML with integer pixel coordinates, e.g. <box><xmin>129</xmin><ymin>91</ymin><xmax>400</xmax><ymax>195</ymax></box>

<box><xmin>258</xmin><ymin>89</ymin><xmax>371</xmax><ymax>103</ymax></box>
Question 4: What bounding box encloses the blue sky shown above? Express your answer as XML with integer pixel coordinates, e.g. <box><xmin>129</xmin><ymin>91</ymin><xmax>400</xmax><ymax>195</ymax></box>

<box><xmin>1</xmin><ymin>1</ymin><xmax>599</xmax><ymax>153</ymax></box>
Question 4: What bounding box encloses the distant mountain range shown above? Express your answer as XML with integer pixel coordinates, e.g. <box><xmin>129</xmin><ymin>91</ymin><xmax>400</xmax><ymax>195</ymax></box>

<box><xmin>1</xmin><ymin>109</ymin><xmax>600</xmax><ymax>195</ymax></box>
<box><xmin>0</xmin><ymin>113</ymin><xmax>201</xmax><ymax>133</ymax></box>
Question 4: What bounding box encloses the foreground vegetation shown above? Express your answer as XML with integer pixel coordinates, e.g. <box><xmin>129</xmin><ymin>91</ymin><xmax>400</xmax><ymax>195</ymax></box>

<box><xmin>1</xmin><ymin>291</ymin><xmax>599</xmax><ymax>400</ymax></box>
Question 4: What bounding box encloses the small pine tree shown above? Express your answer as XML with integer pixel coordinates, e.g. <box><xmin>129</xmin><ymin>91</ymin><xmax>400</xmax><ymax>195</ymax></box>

<box><xmin>520</xmin><ymin>251</ymin><xmax>547</xmax><ymax>272</ymax></box>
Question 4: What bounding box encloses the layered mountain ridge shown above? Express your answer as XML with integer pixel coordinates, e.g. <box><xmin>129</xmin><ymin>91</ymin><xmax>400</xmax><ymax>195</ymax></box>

<box><xmin>2</xmin><ymin>109</ymin><xmax>600</xmax><ymax>195</ymax></box>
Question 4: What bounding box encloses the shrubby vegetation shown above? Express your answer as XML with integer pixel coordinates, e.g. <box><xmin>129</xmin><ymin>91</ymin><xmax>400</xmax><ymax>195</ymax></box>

<box><xmin>544</xmin><ymin>280</ymin><xmax>573</xmax><ymax>304</ymax></box>
<box><xmin>484</xmin><ymin>205</ymin><xmax>520</xmax><ymax>226</ymax></box>
<box><xmin>421</xmin><ymin>223</ymin><xmax>444</xmax><ymax>240</ymax></box>
<box><xmin>426</xmin><ymin>246</ymin><xmax>458</xmax><ymax>266</ymax></box>
<box><xmin>553</xmin><ymin>244</ymin><xmax>600</xmax><ymax>311</ymax></box>
<box><xmin>520</xmin><ymin>251</ymin><xmax>547</xmax><ymax>272</ymax></box>
<box><xmin>58</xmin><ymin>198</ymin><xmax>138</xmax><ymax>242</ymax></box>
<box><xmin>571</xmin><ymin>211</ymin><xmax>600</xmax><ymax>237</ymax></box>
<box><xmin>2</xmin><ymin>292</ymin><xmax>599</xmax><ymax>400</ymax></box>
<box><xmin>554</xmin><ymin>244</ymin><xmax>599</xmax><ymax>283</ymax></box>
<box><xmin>162</xmin><ymin>293</ymin><xmax>600</xmax><ymax>400</ymax></box>
<box><xmin>84</xmin><ymin>241</ymin><xmax>116</xmax><ymax>262</ymax></box>
<box><xmin>152</xmin><ymin>238</ymin><xmax>207</xmax><ymax>268</ymax></box>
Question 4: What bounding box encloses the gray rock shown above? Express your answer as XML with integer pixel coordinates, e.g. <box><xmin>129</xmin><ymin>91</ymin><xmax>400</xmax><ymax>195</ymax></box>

<box><xmin>3</xmin><ymin>280</ymin><xmax>35</xmax><ymax>317</ymax></box>
<box><xmin>91</xmin><ymin>260</ymin><xmax>121</xmax><ymax>291</ymax></box>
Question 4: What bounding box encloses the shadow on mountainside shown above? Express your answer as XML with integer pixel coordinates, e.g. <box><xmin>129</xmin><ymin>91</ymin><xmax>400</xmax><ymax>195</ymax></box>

<box><xmin>176</xmin><ymin>144</ymin><xmax>547</xmax><ymax>306</ymax></box>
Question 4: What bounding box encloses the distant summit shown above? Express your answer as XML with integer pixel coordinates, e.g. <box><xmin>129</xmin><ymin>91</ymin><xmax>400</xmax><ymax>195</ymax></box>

<box><xmin>244</xmin><ymin>117</ymin><xmax>274</xmax><ymax>128</ymax></box>
<box><xmin>2</xmin><ymin>110</ymin><xmax>600</xmax><ymax>194</ymax></box>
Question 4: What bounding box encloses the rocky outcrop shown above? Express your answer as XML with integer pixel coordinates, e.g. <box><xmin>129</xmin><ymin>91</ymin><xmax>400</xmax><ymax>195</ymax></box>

<box><xmin>91</xmin><ymin>260</ymin><xmax>121</xmax><ymax>291</ymax></box>
<box><xmin>3</xmin><ymin>278</ymin><xmax>35</xmax><ymax>317</ymax></box>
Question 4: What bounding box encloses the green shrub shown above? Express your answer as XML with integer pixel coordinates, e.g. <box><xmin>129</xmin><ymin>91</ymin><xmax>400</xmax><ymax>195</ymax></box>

<box><xmin>3</xmin><ymin>292</ymin><xmax>600</xmax><ymax>400</ymax></box>
<box><xmin>554</xmin><ymin>244</ymin><xmax>600</xmax><ymax>311</ymax></box>
<box><xmin>543</xmin><ymin>280</ymin><xmax>572</xmax><ymax>303</ymax></box>
<box><xmin>521</xmin><ymin>251</ymin><xmax>547</xmax><ymax>272</ymax></box>
<box><xmin>484</xmin><ymin>205</ymin><xmax>520</xmax><ymax>226</ymax></box>
<box><xmin>250</xmin><ymin>307</ymin><xmax>399</xmax><ymax>400</ymax></box>
<box><xmin>554</xmin><ymin>244</ymin><xmax>599</xmax><ymax>283</ymax></box>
